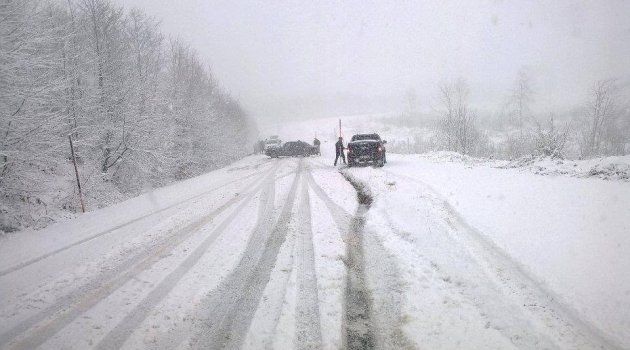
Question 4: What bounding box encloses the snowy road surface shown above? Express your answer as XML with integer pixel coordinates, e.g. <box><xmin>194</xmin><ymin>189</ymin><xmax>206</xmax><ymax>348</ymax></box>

<box><xmin>0</xmin><ymin>155</ymin><xmax>627</xmax><ymax>349</ymax></box>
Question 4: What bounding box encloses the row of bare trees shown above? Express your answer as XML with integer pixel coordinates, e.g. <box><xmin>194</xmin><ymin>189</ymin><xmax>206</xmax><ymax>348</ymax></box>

<box><xmin>0</xmin><ymin>0</ymin><xmax>253</xmax><ymax>231</ymax></box>
<box><xmin>432</xmin><ymin>70</ymin><xmax>628</xmax><ymax>159</ymax></box>
<box><xmin>502</xmin><ymin>70</ymin><xmax>628</xmax><ymax>159</ymax></box>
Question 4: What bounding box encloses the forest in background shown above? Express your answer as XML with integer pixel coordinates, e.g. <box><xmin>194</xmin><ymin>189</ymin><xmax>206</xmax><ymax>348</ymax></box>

<box><xmin>385</xmin><ymin>72</ymin><xmax>630</xmax><ymax>161</ymax></box>
<box><xmin>1</xmin><ymin>0</ymin><xmax>255</xmax><ymax>232</ymax></box>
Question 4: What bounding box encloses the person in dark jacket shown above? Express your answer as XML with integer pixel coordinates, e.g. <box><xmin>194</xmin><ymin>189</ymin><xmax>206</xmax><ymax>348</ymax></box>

<box><xmin>258</xmin><ymin>140</ymin><xmax>265</xmax><ymax>154</ymax></box>
<box><xmin>313</xmin><ymin>137</ymin><xmax>321</xmax><ymax>155</ymax></box>
<box><xmin>334</xmin><ymin>137</ymin><xmax>346</xmax><ymax>166</ymax></box>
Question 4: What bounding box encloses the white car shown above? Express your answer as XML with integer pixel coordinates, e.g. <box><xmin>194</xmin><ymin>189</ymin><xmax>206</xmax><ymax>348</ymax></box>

<box><xmin>264</xmin><ymin>138</ymin><xmax>281</xmax><ymax>151</ymax></box>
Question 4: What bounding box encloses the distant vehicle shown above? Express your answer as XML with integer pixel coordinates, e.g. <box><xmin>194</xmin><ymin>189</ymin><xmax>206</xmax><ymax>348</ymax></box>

<box><xmin>347</xmin><ymin>133</ymin><xmax>387</xmax><ymax>167</ymax></box>
<box><xmin>266</xmin><ymin>140</ymin><xmax>317</xmax><ymax>158</ymax></box>
<box><xmin>263</xmin><ymin>138</ymin><xmax>282</xmax><ymax>151</ymax></box>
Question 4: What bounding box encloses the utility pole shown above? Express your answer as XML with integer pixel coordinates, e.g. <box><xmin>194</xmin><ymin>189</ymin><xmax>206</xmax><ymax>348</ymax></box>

<box><xmin>339</xmin><ymin>119</ymin><xmax>342</xmax><ymax>138</ymax></box>
<box><xmin>68</xmin><ymin>135</ymin><xmax>86</xmax><ymax>213</ymax></box>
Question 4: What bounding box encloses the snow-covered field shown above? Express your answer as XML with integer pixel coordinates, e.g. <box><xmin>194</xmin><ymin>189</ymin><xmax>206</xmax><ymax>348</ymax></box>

<box><xmin>0</xmin><ymin>115</ymin><xmax>628</xmax><ymax>349</ymax></box>
<box><xmin>345</xmin><ymin>153</ymin><xmax>629</xmax><ymax>348</ymax></box>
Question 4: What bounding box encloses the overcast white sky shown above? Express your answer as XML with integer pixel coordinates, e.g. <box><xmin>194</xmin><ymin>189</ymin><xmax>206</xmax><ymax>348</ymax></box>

<box><xmin>112</xmin><ymin>0</ymin><xmax>630</xmax><ymax>121</ymax></box>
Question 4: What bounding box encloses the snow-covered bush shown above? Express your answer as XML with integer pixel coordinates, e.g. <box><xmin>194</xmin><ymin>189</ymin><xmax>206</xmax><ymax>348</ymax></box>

<box><xmin>533</xmin><ymin>115</ymin><xmax>569</xmax><ymax>159</ymax></box>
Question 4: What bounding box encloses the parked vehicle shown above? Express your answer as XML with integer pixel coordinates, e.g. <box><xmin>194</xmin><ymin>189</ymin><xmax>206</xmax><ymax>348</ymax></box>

<box><xmin>266</xmin><ymin>140</ymin><xmax>317</xmax><ymax>158</ymax></box>
<box><xmin>347</xmin><ymin>133</ymin><xmax>387</xmax><ymax>167</ymax></box>
<box><xmin>263</xmin><ymin>138</ymin><xmax>282</xmax><ymax>152</ymax></box>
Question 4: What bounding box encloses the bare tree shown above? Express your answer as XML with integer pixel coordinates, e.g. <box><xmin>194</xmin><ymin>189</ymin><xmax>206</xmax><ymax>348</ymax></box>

<box><xmin>438</xmin><ymin>79</ymin><xmax>478</xmax><ymax>155</ymax></box>
<box><xmin>579</xmin><ymin>79</ymin><xmax>622</xmax><ymax>157</ymax></box>
<box><xmin>77</xmin><ymin>0</ymin><xmax>132</xmax><ymax>172</ymax></box>
<box><xmin>508</xmin><ymin>69</ymin><xmax>534</xmax><ymax>137</ymax></box>
<box><xmin>125</xmin><ymin>9</ymin><xmax>163</xmax><ymax>117</ymax></box>
<box><xmin>503</xmin><ymin>68</ymin><xmax>534</xmax><ymax>158</ymax></box>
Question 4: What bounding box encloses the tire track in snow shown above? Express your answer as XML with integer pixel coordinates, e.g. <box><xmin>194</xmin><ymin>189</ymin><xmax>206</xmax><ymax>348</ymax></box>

<box><xmin>362</xmin><ymin>224</ymin><xmax>416</xmax><ymax>350</ymax></box>
<box><xmin>306</xmin><ymin>166</ymin><xmax>376</xmax><ymax>349</ymax></box>
<box><xmin>0</xmin><ymin>163</ymin><xmax>273</xmax><ymax>278</ymax></box>
<box><xmin>92</xmin><ymin>165</ymin><xmax>282</xmax><ymax>350</ymax></box>
<box><xmin>339</xmin><ymin>169</ymin><xmax>376</xmax><ymax>350</ymax></box>
<box><xmin>0</xmin><ymin>164</ymin><xmax>279</xmax><ymax>350</ymax></box>
<box><xmin>248</xmin><ymin>223</ymin><xmax>298</xmax><ymax>350</ymax></box>
<box><xmin>309</xmin><ymin>164</ymin><xmax>413</xmax><ymax>349</ymax></box>
<box><xmin>184</xmin><ymin>160</ymin><xmax>303</xmax><ymax>350</ymax></box>
<box><xmin>304</xmin><ymin>170</ymin><xmax>353</xmax><ymax>230</ymax></box>
<box><xmin>294</xmin><ymin>172</ymin><xmax>323</xmax><ymax>350</ymax></box>
<box><xmin>237</xmin><ymin>161</ymin><xmax>304</xmax><ymax>349</ymax></box>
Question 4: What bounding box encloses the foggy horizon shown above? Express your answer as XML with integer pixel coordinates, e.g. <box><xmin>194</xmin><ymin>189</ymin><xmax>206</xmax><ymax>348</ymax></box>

<box><xmin>108</xmin><ymin>0</ymin><xmax>630</xmax><ymax>122</ymax></box>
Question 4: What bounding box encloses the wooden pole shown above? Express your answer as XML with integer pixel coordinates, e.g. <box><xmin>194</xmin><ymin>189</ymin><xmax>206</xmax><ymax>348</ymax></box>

<box><xmin>339</xmin><ymin>118</ymin><xmax>342</xmax><ymax>138</ymax></box>
<box><xmin>68</xmin><ymin>135</ymin><xmax>86</xmax><ymax>213</ymax></box>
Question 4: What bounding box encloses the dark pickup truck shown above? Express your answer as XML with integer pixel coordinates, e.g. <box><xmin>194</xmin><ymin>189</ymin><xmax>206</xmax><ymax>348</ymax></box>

<box><xmin>347</xmin><ymin>133</ymin><xmax>387</xmax><ymax>167</ymax></box>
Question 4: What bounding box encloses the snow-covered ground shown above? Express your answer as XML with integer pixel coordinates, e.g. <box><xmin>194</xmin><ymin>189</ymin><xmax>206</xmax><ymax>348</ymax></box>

<box><xmin>344</xmin><ymin>153</ymin><xmax>629</xmax><ymax>348</ymax></box>
<box><xmin>1</xmin><ymin>115</ymin><xmax>628</xmax><ymax>349</ymax></box>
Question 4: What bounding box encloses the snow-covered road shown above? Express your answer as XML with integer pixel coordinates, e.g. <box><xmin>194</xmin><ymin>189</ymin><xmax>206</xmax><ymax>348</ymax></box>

<box><xmin>0</xmin><ymin>155</ymin><xmax>626</xmax><ymax>349</ymax></box>
<box><xmin>0</xmin><ymin>157</ymin><xmax>355</xmax><ymax>349</ymax></box>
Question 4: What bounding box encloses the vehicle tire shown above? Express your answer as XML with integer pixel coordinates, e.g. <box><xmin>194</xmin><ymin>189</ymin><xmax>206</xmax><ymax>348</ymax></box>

<box><xmin>377</xmin><ymin>157</ymin><xmax>384</xmax><ymax>167</ymax></box>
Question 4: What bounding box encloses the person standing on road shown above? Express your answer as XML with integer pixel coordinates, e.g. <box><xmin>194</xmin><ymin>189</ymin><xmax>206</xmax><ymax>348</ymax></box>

<box><xmin>258</xmin><ymin>140</ymin><xmax>265</xmax><ymax>154</ymax></box>
<box><xmin>334</xmin><ymin>137</ymin><xmax>346</xmax><ymax>166</ymax></box>
<box><xmin>313</xmin><ymin>137</ymin><xmax>321</xmax><ymax>156</ymax></box>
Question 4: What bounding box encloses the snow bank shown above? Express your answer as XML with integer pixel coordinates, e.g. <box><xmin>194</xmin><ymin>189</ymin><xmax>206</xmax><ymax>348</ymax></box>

<box><xmin>501</xmin><ymin>154</ymin><xmax>630</xmax><ymax>181</ymax></box>
<box><xmin>415</xmin><ymin>151</ymin><xmax>630</xmax><ymax>182</ymax></box>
